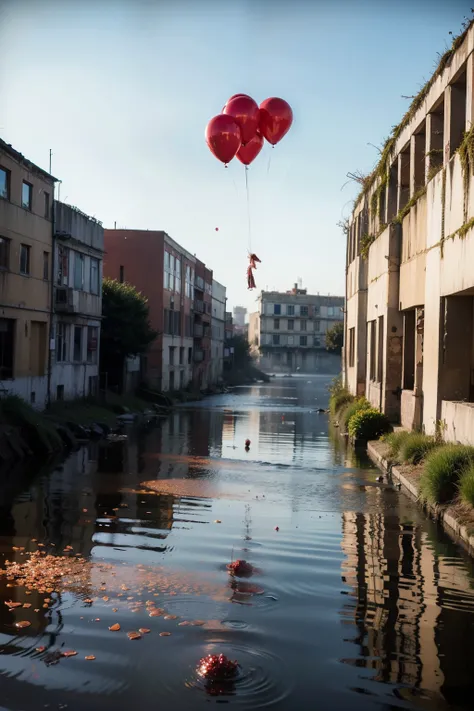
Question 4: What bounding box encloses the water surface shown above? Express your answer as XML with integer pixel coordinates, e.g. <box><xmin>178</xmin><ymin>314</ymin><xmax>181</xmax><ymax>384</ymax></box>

<box><xmin>1</xmin><ymin>375</ymin><xmax>474</xmax><ymax>710</ymax></box>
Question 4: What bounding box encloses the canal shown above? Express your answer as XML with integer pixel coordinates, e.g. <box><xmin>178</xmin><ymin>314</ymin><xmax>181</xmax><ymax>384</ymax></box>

<box><xmin>1</xmin><ymin>375</ymin><xmax>474</xmax><ymax>710</ymax></box>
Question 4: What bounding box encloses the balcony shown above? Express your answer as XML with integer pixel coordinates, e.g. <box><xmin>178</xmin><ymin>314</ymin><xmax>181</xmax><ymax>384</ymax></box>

<box><xmin>194</xmin><ymin>299</ymin><xmax>204</xmax><ymax>314</ymax></box>
<box><xmin>195</xmin><ymin>276</ymin><xmax>204</xmax><ymax>291</ymax></box>
<box><xmin>194</xmin><ymin>349</ymin><xmax>204</xmax><ymax>363</ymax></box>
<box><xmin>55</xmin><ymin>287</ymin><xmax>79</xmax><ymax>313</ymax></box>
<box><xmin>194</xmin><ymin>323</ymin><xmax>203</xmax><ymax>338</ymax></box>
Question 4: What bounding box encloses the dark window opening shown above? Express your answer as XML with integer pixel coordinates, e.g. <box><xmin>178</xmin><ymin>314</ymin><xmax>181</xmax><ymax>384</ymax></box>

<box><xmin>403</xmin><ymin>310</ymin><xmax>416</xmax><ymax>390</ymax></box>
<box><xmin>0</xmin><ymin>318</ymin><xmax>14</xmax><ymax>379</ymax></box>
<box><xmin>428</xmin><ymin>99</ymin><xmax>444</xmax><ymax>177</ymax></box>
<box><xmin>398</xmin><ymin>146</ymin><xmax>411</xmax><ymax>213</ymax></box>
<box><xmin>119</xmin><ymin>265</ymin><xmax>124</xmax><ymax>283</ymax></box>
<box><xmin>449</xmin><ymin>68</ymin><xmax>467</xmax><ymax>157</ymax></box>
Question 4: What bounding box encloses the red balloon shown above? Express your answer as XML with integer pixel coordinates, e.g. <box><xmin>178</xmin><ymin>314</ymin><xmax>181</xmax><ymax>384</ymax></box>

<box><xmin>259</xmin><ymin>97</ymin><xmax>293</xmax><ymax>146</ymax></box>
<box><xmin>224</xmin><ymin>95</ymin><xmax>259</xmax><ymax>145</ymax></box>
<box><xmin>236</xmin><ymin>132</ymin><xmax>264</xmax><ymax>165</ymax></box>
<box><xmin>205</xmin><ymin>114</ymin><xmax>242</xmax><ymax>164</ymax></box>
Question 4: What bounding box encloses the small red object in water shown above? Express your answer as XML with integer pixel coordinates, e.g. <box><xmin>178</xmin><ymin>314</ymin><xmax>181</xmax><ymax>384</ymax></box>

<box><xmin>245</xmin><ymin>439</ymin><xmax>251</xmax><ymax>447</ymax></box>
<box><xmin>197</xmin><ymin>654</ymin><xmax>238</xmax><ymax>681</ymax></box>
<box><xmin>275</xmin><ymin>526</ymin><xmax>279</xmax><ymax>531</ymax></box>
<box><xmin>227</xmin><ymin>559</ymin><xmax>254</xmax><ymax>577</ymax></box>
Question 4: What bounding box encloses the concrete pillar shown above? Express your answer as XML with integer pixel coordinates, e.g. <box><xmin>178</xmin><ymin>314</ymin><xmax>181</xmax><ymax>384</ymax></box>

<box><xmin>444</xmin><ymin>82</ymin><xmax>466</xmax><ymax>162</ymax></box>
<box><xmin>397</xmin><ymin>151</ymin><xmax>410</xmax><ymax>213</ymax></box>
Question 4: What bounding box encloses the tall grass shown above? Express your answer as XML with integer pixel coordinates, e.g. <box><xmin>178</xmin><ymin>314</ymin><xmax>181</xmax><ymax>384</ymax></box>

<box><xmin>383</xmin><ymin>430</ymin><xmax>410</xmax><ymax>460</ymax></box>
<box><xmin>460</xmin><ymin>464</ymin><xmax>474</xmax><ymax>507</ymax></box>
<box><xmin>340</xmin><ymin>398</ymin><xmax>371</xmax><ymax>430</ymax></box>
<box><xmin>420</xmin><ymin>445</ymin><xmax>474</xmax><ymax>504</ymax></box>
<box><xmin>399</xmin><ymin>433</ymin><xmax>440</xmax><ymax>465</ymax></box>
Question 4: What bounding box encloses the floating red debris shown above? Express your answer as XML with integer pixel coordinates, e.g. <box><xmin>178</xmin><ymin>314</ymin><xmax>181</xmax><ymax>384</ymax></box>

<box><xmin>274</xmin><ymin>526</ymin><xmax>279</xmax><ymax>532</ymax></box>
<box><xmin>15</xmin><ymin>620</ymin><xmax>31</xmax><ymax>629</ymax></box>
<box><xmin>85</xmin><ymin>655</ymin><xmax>96</xmax><ymax>661</ymax></box>
<box><xmin>109</xmin><ymin>623</ymin><xmax>121</xmax><ymax>631</ymax></box>
<box><xmin>35</xmin><ymin>646</ymin><xmax>46</xmax><ymax>653</ymax></box>
<box><xmin>127</xmin><ymin>631</ymin><xmax>142</xmax><ymax>640</ymax></box>
<box><xmin>245</xmin><ymin>439</ymin><xmax>251</xmax><ymax>448</ymax></box>
<box><xmin>159</xmin><ymin>632</ymin><xmax>171</xmax><ymax>637</ymax></box>
<box><xmin>5</xmin><ymin>601</ymin><xmax>22</xmax><ymax>609</ymax></box>
<box><xmin>197</xmin><ymin>654</ymin><xmax>238</xmax><ymax>681</ymax></box>
<box><xmin>138</xmin><ymin>628</ymin><xmax>150</xmax><ymax>634</ymax></box>
<box><xmin>226</xmin><ymin>559</ymin><xmax>254</xmax><ymax>577</ymax></box>
<box><xmin>61</xmin><ymin>650</ymin><xmax>78</xmax><ymax>658</ymax></box>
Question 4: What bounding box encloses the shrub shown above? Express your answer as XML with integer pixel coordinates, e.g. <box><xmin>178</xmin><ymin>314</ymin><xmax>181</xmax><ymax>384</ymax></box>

<box><xmin>420</xmin><ymin>445</ymin><xmax>474</xmax><ymax>504</ymax></box>
<box><xmin>460</xmin><ymin>464</ymin><xmax>474</xmax><ymax>507</ymax></box>
<box><xmin>340</xmin><ymin>397</ymin><xmax>371</xmax><ymax>430</ymax></box>
<box><xmin>348</xmin><ymin>407</ymin><xmax>391</xmax><ymax>441</ymax></box>
<box><xmin>399</xmin><ymin>433</ymin><xmax>440</xmax><ymax>465</ymax></box>
<box><xmin>383</xmin><ymin>430</ymin><xmax>410</xmax><ymax>460</ymax></box>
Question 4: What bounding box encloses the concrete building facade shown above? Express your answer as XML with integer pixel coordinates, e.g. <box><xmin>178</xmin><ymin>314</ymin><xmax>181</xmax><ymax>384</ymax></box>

<box><xmin>211</xmin><ymin>279</ymin><xmax>226</xmax><ymax>386</ymax></box>
<box><xmin>0</xmin><ymin>139</ymin><xmax>57</xmax><ymax>407</ymax></box>
<box><xmin>249</xmin><ymin>284</ymin><xmax>344</xmax><ymax>373</ymax></box>
<box><xmin>233</xmin><ymin>305</ymin><xmax>247</xmax><ymax>334</ymax></box>
<box><xmin>192</xmin><ymin>260</ymin><xmax>213</xmax><ymax>390</ymax></box>
<box><xmin>52</xmin><ymin>201</ymin><xmax>103</xmax><ymax>401</ymax></box>
<box><xmin>344</xmin><ymin>21</ymin><xmax>474</xmax><ymax>443</ymax></box>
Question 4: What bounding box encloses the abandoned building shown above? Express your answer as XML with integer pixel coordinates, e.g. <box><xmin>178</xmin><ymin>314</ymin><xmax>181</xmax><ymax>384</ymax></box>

<box><xmin>344</xmin><ymin>21</ymin><xmax>474</xmax><ymax>445</ymax></box>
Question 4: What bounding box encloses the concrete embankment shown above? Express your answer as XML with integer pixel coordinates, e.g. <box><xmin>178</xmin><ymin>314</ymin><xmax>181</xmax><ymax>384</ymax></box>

<box><xmin>368</xmin><ymin>439</ymin><xmax>474</xmax><ymax>557</ymax></box>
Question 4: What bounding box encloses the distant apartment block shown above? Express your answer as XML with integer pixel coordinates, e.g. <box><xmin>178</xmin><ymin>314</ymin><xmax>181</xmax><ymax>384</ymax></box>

<box><xmin>211</xmin><ymin>280</ymin><xmax>226</xmax><ymax>386</ymax></box>
<box><xmin>249</xmin><ymin>284</ymin><xmax>344</xmax><ymax>373</ymax></box>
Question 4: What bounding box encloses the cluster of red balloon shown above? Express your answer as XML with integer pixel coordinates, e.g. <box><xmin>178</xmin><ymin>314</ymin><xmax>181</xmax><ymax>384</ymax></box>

<box><xmin>205</xmin><ymin>94</ymin><xmax>293</xmax><ymax>166</ymax></box>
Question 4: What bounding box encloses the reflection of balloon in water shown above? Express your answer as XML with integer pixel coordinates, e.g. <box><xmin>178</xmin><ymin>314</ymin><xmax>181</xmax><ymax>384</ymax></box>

<box><xmin>236</xmin><ymin>132</ymin><xmax>264</xmax><ymax>165</ymax></box>
<box><xmin>259</xmin><ymin>97</ymin><xmax>293</xmax><ymax>146</ymax></box>
<box><xmin>205</xmin><ymin>115</ymin><xmax>242</xmax><ymax>164</ymax></box>
<box><xmin>224</xmin><ymin>95</ymin><xmax>259</xmax><ymax>145</ymax></box>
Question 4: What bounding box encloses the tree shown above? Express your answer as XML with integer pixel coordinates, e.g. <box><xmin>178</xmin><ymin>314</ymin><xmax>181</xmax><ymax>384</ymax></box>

<box><xmin>325</xmin><ymin>321</ymin><xmax>344</xmax><ymax>353</ymax></box>
<box><xmin>230</xmin><ymin>334</ymin><xmax>251</xmax><ymax>368</ymax></box>
<box><xmin>100</xmin><ymin>278</ymin><xmax>157</xmax><ymax>388</ymax></box>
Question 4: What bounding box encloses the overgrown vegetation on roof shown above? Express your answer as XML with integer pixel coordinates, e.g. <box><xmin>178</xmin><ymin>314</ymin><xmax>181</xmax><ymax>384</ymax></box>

<box><xmin>353</xmin><ymin>16</ymin><xmax>474</xmax><ymax>211</ymax></box>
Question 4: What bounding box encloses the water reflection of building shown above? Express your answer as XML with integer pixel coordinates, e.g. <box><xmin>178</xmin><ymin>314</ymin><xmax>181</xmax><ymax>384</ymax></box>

<box><xmin>340</xmin><ymin>500</ymin><xmax>474</xmax><ymax>703</ymax></box>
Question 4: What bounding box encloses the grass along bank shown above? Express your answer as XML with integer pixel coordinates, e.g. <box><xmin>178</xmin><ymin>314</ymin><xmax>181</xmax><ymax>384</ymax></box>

<box><xmin>0</xmin><ymin>392</ymin><xmax>162</xmax><ymax>464</ymax></box>
<box><xmin>369</xmin><ymin>434</ymin><xmax>474</xmax><ymax>556</ymax></box>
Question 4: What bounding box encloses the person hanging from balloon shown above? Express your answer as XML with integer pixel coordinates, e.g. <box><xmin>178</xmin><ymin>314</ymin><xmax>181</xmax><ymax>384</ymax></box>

<box><xmin>205</xmin><ymin>94</ymin><xmax>292</xmax><ymax>290</ymax></box>
<box><xmin>247</xmin><ymin>253</ymin><xmax>261</xmax><ymax>290</ymax></box>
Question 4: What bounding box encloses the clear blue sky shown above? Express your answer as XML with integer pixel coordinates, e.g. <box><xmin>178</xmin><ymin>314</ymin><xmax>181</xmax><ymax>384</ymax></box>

<box><xmin>0</xmin><ymin>0</ymin><xmax>471</xmax><ymax>312</ymax></box>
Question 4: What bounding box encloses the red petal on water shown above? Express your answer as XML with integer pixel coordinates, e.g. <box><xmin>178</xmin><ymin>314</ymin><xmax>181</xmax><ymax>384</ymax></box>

<box><xmin>15</xmin><ymin>620</ymin><xmax>31</xmax><ymax>629</ymax></box>
<box><xmin>5</xmin><ymin>601</ymin><xmax>22</xmax><ymax>608</ymax></box>
<box><xmin>159</xmin><ymin>632</ymin><xmax>171</xmax><ymax>637</ymax></box>
<box><xmin>109</xmin><ymin>623</ymin><xmax>120</xmax><ymax>631</ymax></box>
<box><xmin>62</xmin><ymin>650</ymin><xmax>77</xmax><ymax>658</ymax></box>
<box><xmin>164</xmin><ymin>614</ymin><xmax>178</xmax><ymax>620</ymax></box>
<box><xmin>138</xmin><ymin>628</ymin><xmax>150</xmax><ymax>634</ymax></box>
<box><xmin>36</xmin><ymin>646</ymin><xmax>46</xmax><ymax>653</ymax></box>
<box><xmin>85</xmin><ymin>655</ymin><xmax>96</xmax><ymax>660</ymax></box>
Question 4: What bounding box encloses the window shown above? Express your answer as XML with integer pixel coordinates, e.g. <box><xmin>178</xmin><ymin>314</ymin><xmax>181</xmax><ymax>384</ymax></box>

<box><xmin>20</xmin><ymin>244</ymin><xmax>30</xmax><ymax>275</ymax></box>
<box><xmin>56</xmin><ymin>323</ymin><xmax>68</xmax><ymax>362</ymax></box>
<box><xmin>43</xmin><ymin>252</ymin><xmax>49</xmax><ymax>280</ymax></box>
<box><xmin>313</xmin><ymin>337</ymin><xmax>320</xmax><ymax>347</ymax></box>
<box><xmin>327</xmin><ymin>307</ymin><xmax>335</xmax><ymax>317</ymax></box>
<box><xmin>90</xmin><ymin>258</ymin><xmax>99</xmax><ymax>294</ymax></box>
<box><xmin>314</xmin><ymin>320</ymin><xmax>320</xmax><ymax>332</ymax></box>
<box><xmin>0</xmin><ymin>237</ymin><xmax>10</xmax><ymax>269</ymax></box>
<box><xmin>56</xmin><ymin>384</ymin><xmax>64</xmax><ymax>401</ymax></box>
<box><xmin>87</xmin><ymin>326</ymin><xmax>98</xmax><ymax>363</ymax></box>
<box><xmin>22</xmin><ymin>181</ymin><xmax>32</xmax><ymax>210</ymax></box>
<box><xmin>272</xmin><ymin>334</ymin><xmax>280</xmax><ymax>345</ymax></box>
<box><xmin>300</xmin><ymin>335</ymin><xmax>307</xmax><ymax>346</ymax></box>
<box><xmin>288</xmin><ymin>319</ymin><xmax>294</xmax><ymax>330</ymax></box>
<box><xmin>89</xmin><ymin>375</ymin><xmax>98</xmax><ymax>396</ymax></box>
<box><xmin>179</xmin><ymin>347</ymin><xmax>184</xmax><ymax>365</ymax></box>
<box><xmin>188</xmin><ymin>347</ymin><xmax>192</xmax><ymax>365</ymax></box>
<box><xmin>377</xmin><ymin>316</ymin><xmax>384</xmax><ymax>384</ymax></box>
<box><xmin>0</xmin><ymin>318</ymin><xmax>14</xmax><ymax>378</ymax></box>
<box><xmin>287</xmin><ymin>304</ymin><xmax>294</xmax><ymax>316</ymax></box>
<box><xmin>300</xmin><ymin>306</ymin><xmax>308</xmax><ymax>317</ymax></box>
<box><xmin>57</xmin><ymin>245</ymin><xmax>69</xmax><ymax>285</ymax></box>
<box><xmin>370</xmin><ymin>320</ymin><xmax>376</xmax><ymax>380</ymax></box>
<box><xmin>0</xmin><ymin>167</ymin><xmax>10</xmax><ymax>200</ymax></box>
<box><xmin>403</xmin><ymin>311</ymin><xmax>416</xmax><ymax>390</ymax></box>
<box><xmin>274</xmin><ymin>304</ymin><xmax>281</xmax><ymax>315</ymax></box>
<box><xmin>288</xmin><ymin>335</ymin><xmax>294</xmax><ymax>346</ymax></box>
<box><xmin>169</xmin><ymin>346</ymin><xmax>175</xmax><ymax>366</ymax></box>
<box><xmin>73</xmin><ymin>325</ymin><xmax>83</xmax><ymax>361</ymax></box>
<box><xmin>119</xmin><ymin>265</ymin><xmax>124</xmax><ymax>283</ymax></box>
<box><xmin>74</xmin><ymin>252</ymin><xmax>84</xmax><ymax>289</ymax></box>
<box><xmin>300</xmin><ymin>320</ymin><xmax>307</xmax><ymax>331</ymax></box>
<box><xmin>274</xmin><ymin>318</ymin><xmax>280</xmax><ymax>330</ymax></box>
<box><xmin>169</xmin><ymin>273</ymin><xmax>174</xmax><ymax>291</ymax></box>
<box><xmin>349</xmin><ymin>328</ymin><xmax>355</xmax><ymax>367</ymax></box>
<box><xmin>44</xmin><ymin>192</ymin><xmax>50</xmax><ymax>219</ymax></box>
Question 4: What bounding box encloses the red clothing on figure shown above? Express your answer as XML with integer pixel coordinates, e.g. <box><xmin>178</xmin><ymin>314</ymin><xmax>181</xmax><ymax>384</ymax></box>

<box><xmin>247</xmin><ymin>265</ymin><xmax>256</xmax><ymax>290</ymax></box>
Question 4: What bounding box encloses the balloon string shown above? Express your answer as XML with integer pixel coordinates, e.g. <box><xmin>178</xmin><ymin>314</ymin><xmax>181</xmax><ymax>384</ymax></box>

<box><xmin>267</xmin><ymin>153</ymin><xmax>272</xmax><ymax>175</ymax></box>
<box><xmin>245</xmin><ymin>166</ymin><xmax>252</xmax><ymax>254</ymax></box>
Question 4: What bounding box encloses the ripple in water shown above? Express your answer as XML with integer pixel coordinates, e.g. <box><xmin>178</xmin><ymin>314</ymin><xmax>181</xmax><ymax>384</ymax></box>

<box><xmin>184</xmin><ymin>643</ymin><xmax>293</xmax><ymax>707</ymax></box>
